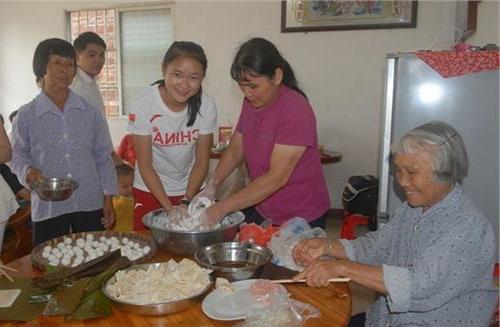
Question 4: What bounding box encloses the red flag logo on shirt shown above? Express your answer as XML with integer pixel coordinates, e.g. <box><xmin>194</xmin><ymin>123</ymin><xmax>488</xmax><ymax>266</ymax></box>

<box><xmin>128</xmin><ymin>113</ymin><xmax>136</xmax><ymax>122</ymax></box>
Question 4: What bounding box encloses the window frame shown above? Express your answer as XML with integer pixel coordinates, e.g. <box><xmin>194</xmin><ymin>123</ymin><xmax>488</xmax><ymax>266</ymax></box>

<box><xmin>65</xmin><ymin>3</ymin><xmax>175</xmax><ymax>119</ymax></box>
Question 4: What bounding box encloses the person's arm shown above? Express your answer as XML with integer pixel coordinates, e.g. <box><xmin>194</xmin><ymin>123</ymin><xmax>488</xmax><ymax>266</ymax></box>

<box><xmin>0</xmin><ymin>164</ymin><xmax>23</xmax><ymax>194</ymax></box>
<box><xmin>101</xmin><ymin>194</ymin><xmax>115</xmax><ymax>228</ymax></box>
<box><xmin>206</xmin><ymin>141</ymin><xmax>306</xmax><ymax>222</ymax></box>
<box><xmin>294</xmin><ymin>257</ymin><xmax>388</xmax><ymax>294</ymax></box>
<box><xmin>184</xmin><ymin>133</ymin><xmax>213</xmax><ymax>200</ymax></box>
<box><xmin>132</xmin><ymin>134</ymin><xmax>174</xmax><ymax>212</ymax></box>
<box><xmin>0</xmin><ymin>123</ymin><xmax>11</xmax><ymax>163</ymax></box>
<box><xmin>292</xmin><ymin>238</ymin><xmax>349</xmax><ymax>267</ymax></box>
<box><xmin>16</xmin><ymin>188</ymin><xmax>31</xmax><ymax>202</ymax></box>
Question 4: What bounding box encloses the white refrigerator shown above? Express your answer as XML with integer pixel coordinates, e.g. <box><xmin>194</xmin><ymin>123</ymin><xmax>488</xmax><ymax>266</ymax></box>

<box><xmin>378</xmin><ymin>51</ymin><xmax>499</xmax><ymax>256</ymax></box>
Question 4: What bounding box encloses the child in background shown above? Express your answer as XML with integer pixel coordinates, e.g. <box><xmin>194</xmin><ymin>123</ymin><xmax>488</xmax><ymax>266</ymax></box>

<box><xmin>112</xmin><ymin>164</ymin><xmax>134</xmax><ymax>231</ymax></box>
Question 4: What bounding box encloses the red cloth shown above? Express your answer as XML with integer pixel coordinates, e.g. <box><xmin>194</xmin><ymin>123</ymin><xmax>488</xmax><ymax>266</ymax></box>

<box><xmin>415</xmin><ymin>50</ymin><xmax>499</xmax><ymax>78</ymax></box>
<box><xmin>132</xmin><ymin>187</ymin><xmax>183</xmax><ymax>231</ymax></box>
<box><xmin>116</xmin><ymin>134</ymin><xmax>136</xmax><ymax>166</ymax></box>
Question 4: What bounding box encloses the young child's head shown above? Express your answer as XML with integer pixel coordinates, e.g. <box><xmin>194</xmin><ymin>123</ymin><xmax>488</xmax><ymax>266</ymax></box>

<box><xmin>116</xmin><ymin>163</ymin><xmax>134</xmax><ymax>197</ymax></box>
<box><xmin>73</xmin><ymin>31</ymin><xmax>106</xmax><ymax>78</ymax></box>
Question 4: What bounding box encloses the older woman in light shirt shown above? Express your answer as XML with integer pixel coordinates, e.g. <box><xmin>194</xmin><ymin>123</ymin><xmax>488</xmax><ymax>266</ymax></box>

<box><xmin>292</xmin><ymin>121</ymin><xmax>496</xmax><ymax>327</ymax></box>
<box><xmin>11</xmin><ymin>38</ymin><xmax>117</xmax><ymax>245</ymax></box>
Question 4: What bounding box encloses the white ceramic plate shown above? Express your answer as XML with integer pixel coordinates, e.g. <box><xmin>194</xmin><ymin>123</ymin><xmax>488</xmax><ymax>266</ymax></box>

<box><xmin>202</xmin><ymin>279</ymin><xmax>265</xmax><ymax>321</ymax></box>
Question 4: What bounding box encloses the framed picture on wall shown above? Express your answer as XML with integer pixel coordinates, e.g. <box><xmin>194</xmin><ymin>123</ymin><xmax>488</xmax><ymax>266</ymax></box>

<box><xmin>281</xmin><ymin>0</ymin><xmax>418</xmax><ymax>33</ymax></box>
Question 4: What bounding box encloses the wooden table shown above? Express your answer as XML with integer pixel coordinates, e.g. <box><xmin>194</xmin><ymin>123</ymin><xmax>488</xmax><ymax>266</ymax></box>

<box><xmin>2</xmin><ymin>238</ymin><xmax>352</xmax><ymax>327</ymax></box>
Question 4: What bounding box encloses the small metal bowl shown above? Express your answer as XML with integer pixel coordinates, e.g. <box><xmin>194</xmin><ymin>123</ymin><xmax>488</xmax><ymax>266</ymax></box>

<box><xmin>102</xmin><ymin>262</ymin><xmax>212</xmax><ymax>316</ymax></box>
<box><xmin>30</xmin><ymin>177</ymin><xmax>78</xmax><ymax>201</ymax></box>
<box><xmin>194</xmin><ymin>242</ymin><xmax>272</xmax><ymax>281</ymax></box>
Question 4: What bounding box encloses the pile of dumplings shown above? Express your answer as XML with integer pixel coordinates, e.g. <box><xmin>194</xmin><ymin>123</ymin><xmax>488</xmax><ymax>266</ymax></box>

<box><xmin>41</xmin><ymin>234</ymin><xmax>151</xmax><ymax>267</ymax></box>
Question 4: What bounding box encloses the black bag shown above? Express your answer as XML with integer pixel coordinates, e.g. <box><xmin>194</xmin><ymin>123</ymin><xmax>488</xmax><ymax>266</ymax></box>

<box><xmin>342</xmin><ymin>175</ymin><xmax>378</xmax><ymax>217</ymax></box>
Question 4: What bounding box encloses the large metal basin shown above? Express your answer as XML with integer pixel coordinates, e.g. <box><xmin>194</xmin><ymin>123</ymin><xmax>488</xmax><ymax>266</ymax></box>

<box><xmin>102</xmin><ymin>262</ymin><xmax>212</xmax><ymax>316</ymax></box>
<box><xmin>143</xmin><ymin>209</ymin><xmax>245</xmax><ymax>256</ymax></box>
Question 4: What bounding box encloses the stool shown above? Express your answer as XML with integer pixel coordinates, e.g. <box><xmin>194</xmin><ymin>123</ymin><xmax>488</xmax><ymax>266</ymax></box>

<box><xmin>340</xmin><ymin>213</ymin><xmax>369</xmax><ymax>240</ymax></box>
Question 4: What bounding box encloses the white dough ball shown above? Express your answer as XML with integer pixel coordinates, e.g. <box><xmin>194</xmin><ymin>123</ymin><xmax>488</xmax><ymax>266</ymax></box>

<box><xmin>49</xmin><ymin>258</ymin><xmax>60</xmax><ymax>266</ymax></box>
<box><xmin>76</xmin><ymin>238</ymin><xmax>85</xmax><ymax>248</ymax></box>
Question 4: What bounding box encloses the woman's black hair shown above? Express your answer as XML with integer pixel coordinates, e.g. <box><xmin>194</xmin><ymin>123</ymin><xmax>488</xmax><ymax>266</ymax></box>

<box><xmin>230</xmin><ymin>37</ymin><xmax>306</xmax><ymax>99</ymax></box>
<box><xmin>33</xmin><ymin>38</ymin><xmax>76</xmax><ymax>84</ymax></box>
<box><xmin>152</xmin><ymin>41</ymin><xmax>208</xmax><ymax>127</ymax></box>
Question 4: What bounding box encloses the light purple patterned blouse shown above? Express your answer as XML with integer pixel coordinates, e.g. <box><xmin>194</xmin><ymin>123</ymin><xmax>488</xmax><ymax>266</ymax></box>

<box><xmin>341</xmin><ymin>184</ymin><xmax>497</xmax><ymax>326</ymax></box>
<box><xmin>11</xmin><ymin>90</ymin><xmax>117</xmax><ymax>222</ymax></box>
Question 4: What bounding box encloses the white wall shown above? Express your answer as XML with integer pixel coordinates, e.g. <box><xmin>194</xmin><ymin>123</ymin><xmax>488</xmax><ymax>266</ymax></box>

<box><xmin>0</xmin><ymin>1</ymin><xmax>498</xmax><ymax>208</ymax></box>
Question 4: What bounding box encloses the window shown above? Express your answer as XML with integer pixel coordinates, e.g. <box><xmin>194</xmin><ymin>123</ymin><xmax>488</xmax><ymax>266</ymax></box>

<box><xmin>68</xmin><ymin>6</ymin><xmax>173</xmax><ymax>117</ymax></box>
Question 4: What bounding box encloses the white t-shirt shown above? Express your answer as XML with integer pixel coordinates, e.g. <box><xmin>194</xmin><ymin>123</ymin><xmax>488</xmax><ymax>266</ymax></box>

<box><xmin>70</xmin><ymin>68</ymin><xmax>106</xmax><ymax>117</ymax></box>
<box><xmin>127</xmin><ymin>85</ymin><xmax>217</xmax><ymax>196</ymax></box>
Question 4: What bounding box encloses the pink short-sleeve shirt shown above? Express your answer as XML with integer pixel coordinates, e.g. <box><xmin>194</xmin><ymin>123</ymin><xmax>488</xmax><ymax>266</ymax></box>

<box><xmin>235</xmin><ymin>86</ymin><xmax>330</xmax><ymax>225</ymax></box>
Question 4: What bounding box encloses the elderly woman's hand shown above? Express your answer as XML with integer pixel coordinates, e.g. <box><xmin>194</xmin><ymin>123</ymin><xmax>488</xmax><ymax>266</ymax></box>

<box><xmin>293</xmin><ymin>259</ymin><xmax>345</xmax><ymax>288</ymax></box>
<box><xmin>101</xmin><ymin>195</ymin><xmax>115</xmax><ymax>229</ymax></box>
<box><xmin>26</xmin><ymin>167</ymin><xmax>44</xmax><ymax>185</ymax></box>
<box><xmin>292</xmin><ymin>237</ymin><xmax>329</xmax><ymax>268</ymax></box>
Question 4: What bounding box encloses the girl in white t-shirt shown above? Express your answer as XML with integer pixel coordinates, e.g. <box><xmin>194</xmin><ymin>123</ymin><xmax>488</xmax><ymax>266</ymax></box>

<box><xmin>127</xmin><ymin>41</ymin><xmax>217</xmax><ymax>230</ymax></box>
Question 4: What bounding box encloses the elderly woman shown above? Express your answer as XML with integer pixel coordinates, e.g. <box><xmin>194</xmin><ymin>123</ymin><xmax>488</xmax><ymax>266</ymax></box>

<box><xmin>292</xmin><ymin>121</ymin><xmax>497</xmax><ymax>326</ymax></box>
<box><xmin>11</xmin><ymin>38</ymin><xmax>117</xmax><ymax>245</ymax></box>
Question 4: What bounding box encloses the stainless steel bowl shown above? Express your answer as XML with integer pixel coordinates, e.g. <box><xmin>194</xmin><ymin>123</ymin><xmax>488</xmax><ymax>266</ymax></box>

<box><xmin>194</xmin><ymin>242</ymin><xmax>272</xmax><ymax>281</ymax></box>
<box><xmin>143</xmin><ymin>209</ymin><xmax>245</xmax><ymax>256</ymax></box>
<box><xmin>30</xmin><ymin>177</ymin><xmax>79</xmax><ymax>201</ymax></box>
<box><xmin>102</xmin><ymin>262</ymin><xmax>212</xmax><ymax>316</ymax></box>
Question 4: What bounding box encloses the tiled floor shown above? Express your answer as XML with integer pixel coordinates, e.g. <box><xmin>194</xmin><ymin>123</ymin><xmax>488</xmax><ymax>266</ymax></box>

<box><xmin>326</xmin><ymin>215</ymin><xmax>375</xmax><ymax>315</ymax></box>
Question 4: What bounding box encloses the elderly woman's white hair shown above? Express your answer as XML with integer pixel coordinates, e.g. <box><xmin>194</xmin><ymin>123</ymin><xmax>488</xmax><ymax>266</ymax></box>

<box><xmin>391</xmin><ymin>121</ymin><xmax>468</xmax><ymax>184</ymax></box>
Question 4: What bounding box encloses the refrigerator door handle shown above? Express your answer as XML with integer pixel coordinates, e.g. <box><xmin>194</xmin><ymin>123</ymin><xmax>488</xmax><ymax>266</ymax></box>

<box><xmin>378</xmin><ymin>56</ymin><xmax>397</xmax><ymax>218</ymax></box>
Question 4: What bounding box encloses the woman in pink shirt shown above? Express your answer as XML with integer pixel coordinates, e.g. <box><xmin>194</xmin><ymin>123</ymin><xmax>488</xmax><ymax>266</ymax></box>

<box><xmin>202</xmin><ymin>37</ymin><xmax>330</xmax><ymax>228</ymax></box>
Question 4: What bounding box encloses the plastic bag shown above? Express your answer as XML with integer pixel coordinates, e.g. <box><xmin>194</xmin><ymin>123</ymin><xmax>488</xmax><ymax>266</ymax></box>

<box><xmin>234</xmin><ymin>279</ymin><xmax>320</xmax><ymax>327</ymax></box>
<box><xmin>268</xmin><ymin>217</ymin><xmax>326</xmax><ymax>272</ymax></box>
